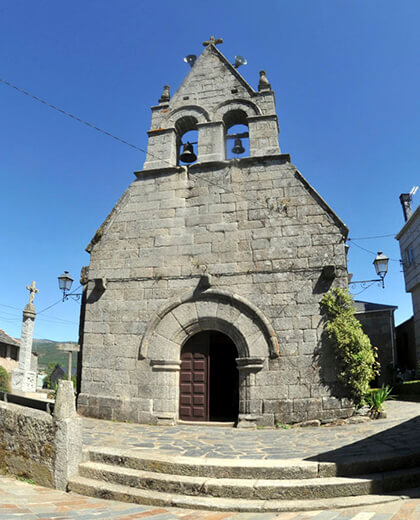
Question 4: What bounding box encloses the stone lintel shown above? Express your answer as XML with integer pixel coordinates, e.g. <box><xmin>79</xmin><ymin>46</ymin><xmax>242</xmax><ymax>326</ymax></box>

<box><xmin>247</xmin><ymin>114</ymin><xmax>278</xmax><ymax>123</ymax></box>
<box><xmin>56</xmin><ymin>343</ymin><xmax>80</xmax><ymax>353</ymax></box>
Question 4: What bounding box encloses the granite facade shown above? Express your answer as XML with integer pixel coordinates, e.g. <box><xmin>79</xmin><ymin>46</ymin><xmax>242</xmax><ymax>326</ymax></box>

<box><xmin>78</xmin><ymin>43</ymin><xmax>351</xmax><ymax>426</ymax></box>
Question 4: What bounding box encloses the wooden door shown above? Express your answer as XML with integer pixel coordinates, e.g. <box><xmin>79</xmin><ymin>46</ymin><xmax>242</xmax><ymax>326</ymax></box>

<box><xmin>179</xmin><ymin>333</ymin><xmax>209</xmax><ymax>421</ymax></box>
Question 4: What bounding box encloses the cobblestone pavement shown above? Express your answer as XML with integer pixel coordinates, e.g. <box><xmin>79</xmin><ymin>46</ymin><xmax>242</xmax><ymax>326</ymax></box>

<box><xmin>1</xmin><ymin>475</ymin><xmax>420</xmax><ymax>519</ymax></box>
<box><xmin>82</xmin><ymin>401</ymin><xmax>420</xmax><ymax>463</ymax></box>
<box><xmin>3</xmin><ymin>400</ymin><xmax>420</xmax><ymax>518</ymax></box>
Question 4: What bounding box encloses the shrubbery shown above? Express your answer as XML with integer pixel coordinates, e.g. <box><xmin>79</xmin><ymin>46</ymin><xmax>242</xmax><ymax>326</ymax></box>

<box><xmin>321</xmin><ymin>288</ymin><xmax>379</xmax><ymax>404</ymax></box>
<box><xmin>0</xmin><ymin>366</ymin><xmax>11</xmax><ymax>393</ymax></box>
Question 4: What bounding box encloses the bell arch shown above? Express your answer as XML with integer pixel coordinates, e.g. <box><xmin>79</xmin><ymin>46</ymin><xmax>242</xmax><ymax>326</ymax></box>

<box><xmin>165</xmin><ymin>105</ymin><xmax>210</xmax><ymax>128</ymax></box>
<box><xmin>213</xmin><ymin>99</ymin><xmax>261</xmax><ymax>121</ymax></box>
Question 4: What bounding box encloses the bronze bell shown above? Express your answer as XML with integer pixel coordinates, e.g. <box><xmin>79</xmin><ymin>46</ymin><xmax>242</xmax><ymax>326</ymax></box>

<box><xmin>232</xmin><ymin>136</ymin><xmax>245</xmax><ymax>155</ymax></box>
<box><xmin>179</xmin><ymin>142</ymin><xmax>197</xmax><ymax>163</ymax></box>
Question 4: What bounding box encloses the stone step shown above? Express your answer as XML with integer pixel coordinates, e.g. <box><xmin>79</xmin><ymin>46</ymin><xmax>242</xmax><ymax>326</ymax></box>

<box><xmin>86</xmin><ymin>447</ymin><xmax>320</xmax><ymax>479</ymax></box>
<box><xmin>67</xmin><ymin>475</ymin><xmax>404</xmax><ymax>512</ymax></box>
<box><xmin>86</xmin><ymin>447</ymin><xmax>420</xmax><ymax>480</ymax></box>
<box><xmin>77</xmin><ymin>460</ymin><xmax>420</xmax><ymax>500</ymax></box>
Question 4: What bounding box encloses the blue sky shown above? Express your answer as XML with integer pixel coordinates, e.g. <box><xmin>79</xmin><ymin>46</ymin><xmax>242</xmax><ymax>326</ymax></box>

<box><xmin>0</xmin><ymin>1</ymin><xmax>419</xmax><ymax>342</ymax></box>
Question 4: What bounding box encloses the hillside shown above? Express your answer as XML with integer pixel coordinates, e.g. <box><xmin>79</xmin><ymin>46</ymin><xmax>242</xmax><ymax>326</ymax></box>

<box><xmin>32</xmin><ymin>339</ymin><xmax>78</xmax><ymax>371</ymax></box>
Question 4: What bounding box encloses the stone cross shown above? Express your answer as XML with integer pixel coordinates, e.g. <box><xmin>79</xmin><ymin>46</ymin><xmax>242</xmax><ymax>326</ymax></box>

<box><xmin>11</xmin><ymin>280</ymin><xmax>38</xmax><ymax>393</ymax></box>
<box><xmin>26</xmin><ymin>281</ymin><xmax>39</xmax><ymax>305</ymax></box>
<box><xmin>202</xmin><ymin>36</ymin><xmax>223</xmax><ymax>47</ymax></box>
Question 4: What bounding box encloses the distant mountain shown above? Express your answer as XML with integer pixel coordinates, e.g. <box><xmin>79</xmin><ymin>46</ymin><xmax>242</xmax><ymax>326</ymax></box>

<box><xmin>32</xmin><ymin>339</ymin><xmax>78</xmax><ymax>370</ymax></box>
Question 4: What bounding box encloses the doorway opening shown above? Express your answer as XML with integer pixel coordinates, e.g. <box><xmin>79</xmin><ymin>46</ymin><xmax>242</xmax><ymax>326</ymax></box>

<box><xmin>179</xmin><ymin>331</ymin><xmax>239</xmax><ymax>422</ymax></box>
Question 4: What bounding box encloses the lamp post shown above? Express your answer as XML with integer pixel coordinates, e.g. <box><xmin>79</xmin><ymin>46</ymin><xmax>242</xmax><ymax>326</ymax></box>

<box><xmin>58</xmin><ymin>271</ymin><xmax>82</xmax><ymax>301</ymax></box>
<box><xmin>349</xmin><ymin>251</ymin><xmax>389</xmax><ymax>289</ymax></box>
<box><xmin>372</xmin><ymin>251</ymin><xmax>389</xmax><ymax>288</ymax></box>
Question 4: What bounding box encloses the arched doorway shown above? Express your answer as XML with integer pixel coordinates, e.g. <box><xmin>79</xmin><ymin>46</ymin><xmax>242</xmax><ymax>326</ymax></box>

<box><xmin>179</xmin><ymin>331</ymin><xmax>239</xmax><ymax>422</ymax></box>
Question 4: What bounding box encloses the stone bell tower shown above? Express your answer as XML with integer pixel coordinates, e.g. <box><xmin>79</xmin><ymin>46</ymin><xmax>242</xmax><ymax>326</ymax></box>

<box><xmin>78</xmin><ymin>37</ymin><xmax>351</xmax><ymax>427</ymax></box>
<box><xmin>144</xmin><ymin>39</ymin><xmax>280</xmax><ymax>170</ymax></box>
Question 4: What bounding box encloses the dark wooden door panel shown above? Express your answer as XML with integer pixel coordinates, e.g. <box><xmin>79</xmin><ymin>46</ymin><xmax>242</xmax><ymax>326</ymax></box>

<box><xmin>179</xmin><ymin>333</ymin><xmax>209</xmax><ymax>421</ymax></box>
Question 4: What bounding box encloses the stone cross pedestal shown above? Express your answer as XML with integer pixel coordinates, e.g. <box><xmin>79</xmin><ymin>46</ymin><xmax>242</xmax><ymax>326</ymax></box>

<box><xmin>11</xmin><ymin>281</ymin><xmax>38</xmax><ymax>393</ymax></box>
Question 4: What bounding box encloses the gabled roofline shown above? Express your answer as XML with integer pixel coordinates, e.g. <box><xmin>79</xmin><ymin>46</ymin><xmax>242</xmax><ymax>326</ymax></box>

<box><xmin>0</xmin><ymin>329</ymin><xmax>20</xmax><ymax>347</ymax></box>
<box><xmin>172</xmin><ymin>44</ymin><xmax>257</xmax><ymax>103</ymax></box>
<box><xmin>209</xmin><ymin>44</ymin><xmax>257</xmax><ymax>95</ymax></box>
<box><xmin>86</xmin><ymin>188</ymin><xmax>132</xmax><ymax>253</ymax></box>
<box><xmin>292</xmin><ymin>165</ymin><xmax>349</xmax><ymax>238</ymax></box>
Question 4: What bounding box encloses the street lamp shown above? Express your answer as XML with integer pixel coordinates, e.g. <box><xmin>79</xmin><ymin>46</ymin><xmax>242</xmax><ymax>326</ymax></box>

<box><xmin>349</xmin><ymin>251</ymin><xmax>389</xmax><ymax>289</ymax></box>
<box><xmin>373</xmin><ymin>251</ymin><xmax>389</xmax><ymax>288</ymax></box>
<box><xmin>58</xmin><ymin>271</ymin><xmax>82</xmax><ymax>301</ymax></box>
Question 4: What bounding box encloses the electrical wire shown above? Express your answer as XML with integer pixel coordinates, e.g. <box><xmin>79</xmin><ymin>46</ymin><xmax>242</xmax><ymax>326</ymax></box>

<box><xmin>348</xmin><ymin>240</ymin><xmax>402</xmax><ymax>262</ymax></box>
<box><xmin>347</xmin><ymin>233</ymin><xmax>396</xmax><ymax>240</ymax></box>
<box><xmin>35</xmin><ymin>285</ymin><xmax>81</xmax><ymax>315</ymax></box>
<box><xmin>0</xmin><ymin>75</ymin><xmax>324</xmax><ymax>227</ymax></box>
<box><xmin>0</xmin><ymin>76</ymin><xmax>173</xmax><ymax>166</ymax></box>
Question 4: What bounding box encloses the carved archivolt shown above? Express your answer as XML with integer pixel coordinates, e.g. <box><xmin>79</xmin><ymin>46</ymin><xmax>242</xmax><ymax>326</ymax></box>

<box><xmin>138</xmin><ymin>288</ymin><xmax>279</xmax><ymax>362</ymax></box>
<box><xmin>213</xmin><ymin>99</ymin><xmax>262</xmax><ymax>121</ymax></box>
<box><xmin>164</xmin><ymin>105</ymin><xmax>211</xmax><ymax>130</ymax></box>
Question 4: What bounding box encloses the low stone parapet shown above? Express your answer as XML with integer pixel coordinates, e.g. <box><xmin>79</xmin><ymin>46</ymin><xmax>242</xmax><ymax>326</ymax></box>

<box><xmin>0</xmin><ymin>380</ymin><xmax>82</xmax><ymax>490</ymax></box>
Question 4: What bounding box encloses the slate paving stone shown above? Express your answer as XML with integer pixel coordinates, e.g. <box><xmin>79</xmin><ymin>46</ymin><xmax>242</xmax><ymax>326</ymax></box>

<box><xmin>5</xmin><ymin>401</ymin><xmax>420</xmax><ymax>518</ymax></box>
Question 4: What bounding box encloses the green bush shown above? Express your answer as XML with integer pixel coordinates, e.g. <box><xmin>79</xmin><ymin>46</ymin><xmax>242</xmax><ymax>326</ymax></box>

<box><xmin>321</xmin><ymin>288</ymin><xmax>379</xmax><ymax>404</ymax></box>
<box><xmin>0</xmin><ymin>366</ymin><xmax>11</xmax><ymax>393</ymax></box>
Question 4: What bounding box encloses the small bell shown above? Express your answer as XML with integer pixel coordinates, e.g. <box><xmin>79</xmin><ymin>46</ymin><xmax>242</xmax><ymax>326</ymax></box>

<box><xmin>179</xmin><ymin>142</ymin><xmax>197</xmax><ymax>163</ymax></box>
<box><xmin>232</xmin><ymin>136</ymin><xmax>245</xmax><ymax>155</ymax></box>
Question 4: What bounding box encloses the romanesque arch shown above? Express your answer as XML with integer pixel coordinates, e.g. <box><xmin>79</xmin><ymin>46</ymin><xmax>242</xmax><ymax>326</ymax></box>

<box><xmin>138</xmin><ymin>286</ymin><xmax>279</xmax><ymax>425</ymax></box>
<box><xmin>138</xmin><ymin>287</ymin><xmax>279</xmax><ymax>362</ymax></box>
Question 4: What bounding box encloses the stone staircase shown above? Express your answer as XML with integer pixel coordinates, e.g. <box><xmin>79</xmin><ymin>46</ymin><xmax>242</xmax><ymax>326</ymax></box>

<box><xmin>68</xmin><ymin>447</ymin><xmax>420</xmax><ymax>512</ymax></box>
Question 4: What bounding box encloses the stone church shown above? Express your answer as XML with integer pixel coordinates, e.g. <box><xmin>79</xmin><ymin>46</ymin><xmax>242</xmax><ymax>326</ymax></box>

<box><xmin>77</xmin><ymin>38</ymin><xmax>351</xmax><ymax>427</ymax></box>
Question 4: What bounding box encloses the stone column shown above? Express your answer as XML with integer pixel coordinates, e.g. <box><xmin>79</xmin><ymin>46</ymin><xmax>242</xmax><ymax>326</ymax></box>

<box><xmin>197</xmin><ymin>121</ymin><xmax>225</xmax><ymax>162</ymax></box>
<box><xmin>150</xmin><ymin>360</ymin><xmax>181</xmax><ymax>424</ymax></box>
<box><xmin>248</xmin><ymin>115</ymin><xmax>280</xmax><ymax>157</ymax></box>
<box><xmin>11</xmin><ymin>281</ymin><xmax>38</xmax><ymax>393</ymax></box>
<box><xmin>236</xmin><ymin>357</ymin><xmax>265</xmax><ymax>428</ymax></box>
<box><xmin>53</xmin><ymin>380</ymin><xmax>82</xmax><ymax>490</ymax></box>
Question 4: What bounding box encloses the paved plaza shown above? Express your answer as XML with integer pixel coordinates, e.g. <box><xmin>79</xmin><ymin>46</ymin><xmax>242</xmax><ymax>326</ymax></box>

<box><xmin>1</xmin><ymin>475</ymin><xmax>420</xmax><ymax>519</ymax></box>
<box><xmin>2</xmin><ymin>400</ymin><xmax>420</xmax><ymax>518</ymax></box>
<box><xmin>82</xmin><ymin>401</ymin><xmax>420</xmax><ymax>463</ymax></box>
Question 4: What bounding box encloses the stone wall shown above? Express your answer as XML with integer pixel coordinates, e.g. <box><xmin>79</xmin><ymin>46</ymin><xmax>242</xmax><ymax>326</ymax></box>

<box><xmin>0</xmin><ymin>381</ymin><xmax>82</xmax><ymax>489</ymax></box>
<box><xmin>396</xmin><ymin>205</ymin><xmax>420</xmax><ymax>364</ymax></box>
<box><xmin>79</xmin><ymin>156</ymin><xmax>352</xmax><ymax>426</ymax></box>
<box><xmin>356</xmin><ymin>309</ymin><xmax>396</xmax><ymax>385</ymax></box>
<box><xmin>0</xmin><ymin>401</ymin><xmax>55</xmax><ymax>486</ymax></box>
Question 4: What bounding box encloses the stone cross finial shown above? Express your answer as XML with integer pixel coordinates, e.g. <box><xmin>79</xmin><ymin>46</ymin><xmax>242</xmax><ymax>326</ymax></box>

<box><xmin>202</xmin><ymin>35</ymin><xmax>223</xmax><ymax>47</ymax></box>
<box><xmin>26</xmin><ymin>281</ymin><xmax>39</xmax><ymax>305</ymax></box>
